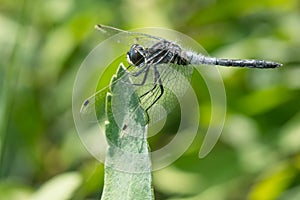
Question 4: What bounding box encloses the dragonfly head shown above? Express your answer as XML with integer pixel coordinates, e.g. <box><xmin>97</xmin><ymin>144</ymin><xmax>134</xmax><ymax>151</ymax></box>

<box><xmin>127</xmin><ymin>44</ymin><xmax>146</xmax><ymax>67</ymax></box>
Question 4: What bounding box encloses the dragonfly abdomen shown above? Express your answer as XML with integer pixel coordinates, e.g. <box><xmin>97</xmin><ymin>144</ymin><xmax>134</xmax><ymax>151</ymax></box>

<box><xmin>185</xmin><ymin>51</ymin><xmax>282</xmax><ymax>68</ymax></box>
<box><xmin>214</xmin><ymin>58</ymin><xmax>282</xmax><ymax>68</ymax></box>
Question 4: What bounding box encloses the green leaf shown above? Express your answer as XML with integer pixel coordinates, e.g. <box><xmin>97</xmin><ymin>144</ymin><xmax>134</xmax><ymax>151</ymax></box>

<box><xmin>248</xmin><ymin>164</ymin><xmax>296</xmax><ymax>200</ymax></box>
<box><xmin>30</xmin><ymin>172</ymin><xmax>82</xmax><ymax>200</ymax></box>
<box><xmin>101</xmin><ymin>64</ymin><xmax>153</xmax><ymax>200</ymax></box>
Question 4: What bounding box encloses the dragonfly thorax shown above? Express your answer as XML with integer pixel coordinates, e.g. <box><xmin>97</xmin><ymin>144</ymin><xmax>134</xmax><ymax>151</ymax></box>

<box><xmin>127</xmin><ymin>42</ymin><xmax>190</xmax><ymax>67</ymax></box>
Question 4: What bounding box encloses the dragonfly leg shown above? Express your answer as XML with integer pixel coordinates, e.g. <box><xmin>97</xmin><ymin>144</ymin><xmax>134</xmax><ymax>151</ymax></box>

<box><xmin>130</xmin><ymin>64</ymin><xmax>151</xmax><ymax>86</ymax></box>
<box><xmin>139</xmin><ymin>63</ymin><xmax>161</xmax><ymax>98</ymax></box>
<box><xmin>121</xmin><ymin>64</ymin><xmax>151</xmax><ymax>86</ymax></box>
<box><xmin>142</xmin><ymin>65</ymin><xmax>164</xmax><ymax>112</ymax></box>
<box><xmin>145</xmin><ymin>83</ymin><xmax>163</xmax><ymax>112</ymax></box>
<box><xmin>127</xmin><ymin>63</ymin><xmax>148</xmax><ymax>77</ymax></box>
<box><xmin>140</xmin><ymin>84</ymin><xmax>157</xmax><ymax>98</ymax></box>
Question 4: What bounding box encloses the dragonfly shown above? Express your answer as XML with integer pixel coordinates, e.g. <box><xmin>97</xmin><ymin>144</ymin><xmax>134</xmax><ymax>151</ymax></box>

<box><xmin>80</xmin><ymin>24</ymin><xmax>283</xmax><ymax>128</ymax></box>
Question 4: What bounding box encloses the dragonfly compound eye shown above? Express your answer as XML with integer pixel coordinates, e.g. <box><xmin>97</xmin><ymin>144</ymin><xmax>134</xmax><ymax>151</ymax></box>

<box><xmin>127</xmin><ymin>44</ymin><xmax>146</xmax><ymax>67</ymax></box>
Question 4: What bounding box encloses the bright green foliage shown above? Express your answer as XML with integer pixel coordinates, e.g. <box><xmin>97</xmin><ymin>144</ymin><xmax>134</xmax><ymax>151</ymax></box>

<box><xmin>0</xmin><ymin>0</ymin><xmax>300</xmax><ymax>199</ymax></box>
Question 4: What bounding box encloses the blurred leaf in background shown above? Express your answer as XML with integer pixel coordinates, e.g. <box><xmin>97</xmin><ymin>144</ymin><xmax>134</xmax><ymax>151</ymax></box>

<box><xmin>0</xmin><ymin>0</ymin><xmax>299</xmax><ymax>199</ymax></box>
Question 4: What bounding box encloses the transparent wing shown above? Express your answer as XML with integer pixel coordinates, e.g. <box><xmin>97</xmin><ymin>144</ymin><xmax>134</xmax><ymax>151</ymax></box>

<box><xmin>80</xmin><ymin>63</ymin><xmax>193</xmax><ymax>128</ymax></box>
<box><xmin>80</xmin><ymin>63</ymin><xmax>150</xmax><ymax>130</ymax></box>
<box><xmin>82</xmin><ymin>26</ymin><xmax>195</xmax><ymax>126</ymax></box>
<box><xmin>79</xmin><ymin>60</ymin><xmax>132</xmax><ymax>126</ymax></box>
<box><xmin>80</xmin><ymin>84</ymin><xmax>109</xmax><ymax>126</ymax></box>
<box><xmin>79</xmin><ymin>61</ymin><xmax>150</xmax><ymax>128</ymax></box>
<box><xmin>125</xmin><ymin>48</ymin><xmax>194</xmax><ymax>124</ymax></box>
<box><xmin>95</xmin><ymin>24</ymin><xmax>167</xmax><ymax>48</ymax></box>
<box><xmin>139</xmin><ymin>64</ymin><xmax>194</xmax><ymax>124</ymax></box>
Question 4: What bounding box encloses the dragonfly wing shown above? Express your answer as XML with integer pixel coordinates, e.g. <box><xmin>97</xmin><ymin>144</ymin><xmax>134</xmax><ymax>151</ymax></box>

<box><xmin>129</xmin><ymin>62</ymin><xmax>193</xmax><ymax>124</ymax></box>
<box><xmin>80</xmin><ymin>62</ymin><xmax>148</xmax><ymax>128</ymax></box>
<box><xmin>80</xmin><ymin>86</ymin><xmax>109</xmax><ymax>126</ymax></box>
<box><xmin>95</xmin><ymin>24</ymin><xmax>167</xmax><ymax>48</ymax></box>
<box><xmin>155</xmin><ymin>63</ymin><xmax>194</xmax><ymax>112</ymax></box>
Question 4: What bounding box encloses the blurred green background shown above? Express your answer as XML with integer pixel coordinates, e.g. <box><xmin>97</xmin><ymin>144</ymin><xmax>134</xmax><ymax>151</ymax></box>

<box><xmin>1</xmin><ymin>0</ymin><xmax>300</xmax><ymax>199</ymax></box>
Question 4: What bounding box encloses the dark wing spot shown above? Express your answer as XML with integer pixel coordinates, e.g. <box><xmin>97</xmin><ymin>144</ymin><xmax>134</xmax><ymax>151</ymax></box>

<box><xmin>83</xmin><ymin>100</ymin><xmax>90</xmax><ymax>106</ymax></box>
